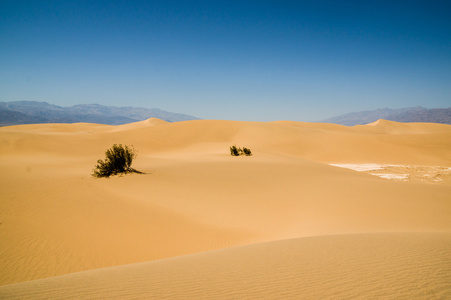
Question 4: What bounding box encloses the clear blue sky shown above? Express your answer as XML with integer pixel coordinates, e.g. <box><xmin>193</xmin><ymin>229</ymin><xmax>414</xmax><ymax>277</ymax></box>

<box><xmin>1</xmin><ymin>0</ymin><xmax>450</xmax><ymax>121</ymax></box>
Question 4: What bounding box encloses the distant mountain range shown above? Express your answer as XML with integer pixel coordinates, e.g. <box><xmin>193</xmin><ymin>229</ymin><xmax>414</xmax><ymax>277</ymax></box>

<box><xmin>1</xmin><ymin>101</ymin><xmax>450</xmax><ymax>127</ymax></box>
<box><xmin>0</xmin><ymin>101</ymin><xmax>199</xmax><ymax>126</ymax></box>
<box><xmin>320</xmin><ymin>107</ymin><xmax>451</xmax><ymax>126</ymax></box>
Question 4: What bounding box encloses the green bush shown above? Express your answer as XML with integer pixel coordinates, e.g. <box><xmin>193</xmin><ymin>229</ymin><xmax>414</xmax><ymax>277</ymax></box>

<box><xmin>230</xmin><ymin>145</ymin><xmax>252</xmax><ymax>156</ymax></box>
<box><xmin>92</xmin><ymin>144</ymin><xmax>141</xmax><ymax>177</ymax></box>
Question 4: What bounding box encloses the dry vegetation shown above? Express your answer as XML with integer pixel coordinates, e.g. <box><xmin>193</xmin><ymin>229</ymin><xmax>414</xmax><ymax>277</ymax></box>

<box><xmin>92</xmin><ymin>144</ymin><xmax>142</xmax><ymax>177</ymax></box>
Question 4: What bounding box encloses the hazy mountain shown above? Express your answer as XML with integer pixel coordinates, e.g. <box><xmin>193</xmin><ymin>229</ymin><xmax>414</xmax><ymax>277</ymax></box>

<box><xmin>320</xmin><ymin>107</ymin><xmax>451</xmax><ymax>126</ymax></box>
<box><xmin>0</xmin><ymin>101</ymin><xmax>199</xmax><ymax>126</ymax></box>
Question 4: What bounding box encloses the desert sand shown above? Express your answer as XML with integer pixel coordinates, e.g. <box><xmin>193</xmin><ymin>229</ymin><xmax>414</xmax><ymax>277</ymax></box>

<box><xmin>0</xmin><ymin>118</ymin><xmax>450</xmax><ymax>299</ymax></box>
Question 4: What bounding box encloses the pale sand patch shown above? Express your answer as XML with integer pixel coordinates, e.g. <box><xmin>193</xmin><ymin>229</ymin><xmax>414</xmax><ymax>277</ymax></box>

<box><xmin>330</xmin><ymin>163</ymin><xmax>385</xmax><ymax>171</ymax></box>
<box><xmin>1</xmin><ymin>233</ymin><xmax>449</xmax><ymax>299</ymax></box>
<box><xmin>331</xmin><ymin>163</ymin><xmax>451</xmax><ymax>184</ymax></box>
<box><xmin>370</xmin><ymin>173</ymin><xmax>410</xmax><ymax>180</ymax></box>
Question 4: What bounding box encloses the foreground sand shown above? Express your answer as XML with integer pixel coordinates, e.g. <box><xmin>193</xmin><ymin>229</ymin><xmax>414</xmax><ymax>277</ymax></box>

<box><xmin>2</xmin><ymin>233</ymin><xmax>450</xmax><ymax>299</ymax></box>
<box><xmin>0</xmin><ymin>119</ymin><xmax>450</xmax><ymax>298</ymax></box>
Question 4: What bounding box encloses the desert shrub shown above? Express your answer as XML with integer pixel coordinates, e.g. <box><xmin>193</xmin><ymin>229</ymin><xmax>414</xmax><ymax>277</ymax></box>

<box><xmin>230</xmin><ymin>145</ymin><xmax>252</xmax><ymax>156</ymax></box>
<box><xmin>242</xmin><ymin>147</ymin><xmax>252</xmax><ymax>156</ymax></box>
<box><xmin>92</xmin><ymin>144</ymin><xmax>141</xmax><ymax>177</ymax></box>
<box><xmin>230</xmin><ymin>145</ymin><xmax>240</xmax><ymax>156</ymax></box>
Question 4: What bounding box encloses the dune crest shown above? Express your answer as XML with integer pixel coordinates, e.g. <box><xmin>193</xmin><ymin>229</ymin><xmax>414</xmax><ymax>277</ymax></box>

<box><xmin>109</xmin><ymin>118</ymin><xmax>169</xmax><ymax>132</ymax></box>
<box><xmin>367</xmin><ymin>118</ymin><xmax>388</xmax><ymax>126</ymax></box>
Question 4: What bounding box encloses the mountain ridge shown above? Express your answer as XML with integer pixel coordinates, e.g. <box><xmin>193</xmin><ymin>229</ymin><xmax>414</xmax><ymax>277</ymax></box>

<box><xmin>2</xmin><ymin>101</ymin><xmax>450</xmax><ymax>126</ymax></box>
<box><xmin>320</xmin><ymin>106</ymin><xmax>451</xmax><ymax>126</ymax></box>
<box><xmin>0</xmin><ymin>101</ymin><xmax>199</xmax><ymax>126</ymax></box>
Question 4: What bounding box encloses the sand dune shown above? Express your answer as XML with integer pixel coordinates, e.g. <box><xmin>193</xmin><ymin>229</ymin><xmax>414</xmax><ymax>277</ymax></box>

<box><xmin>1</xmin><ymin>233</ymin><xmax>450</xmax><ymax>299</ymax></box>
<box><xmin>0</xmin><ymin>119</ymin><xmax>450</xmax><ymax>297</ymax></box>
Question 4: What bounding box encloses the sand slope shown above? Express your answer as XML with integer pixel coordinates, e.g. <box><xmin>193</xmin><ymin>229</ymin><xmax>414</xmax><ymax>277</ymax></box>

<box><xmin>0</xmin><ymin>119</ymin><xmax>450</xmax><ymax>297</ymax></box>
<box><xmin>1</xmin><ymin>233</ymin><xmax>450</xmax><ymax>299</ymax></box>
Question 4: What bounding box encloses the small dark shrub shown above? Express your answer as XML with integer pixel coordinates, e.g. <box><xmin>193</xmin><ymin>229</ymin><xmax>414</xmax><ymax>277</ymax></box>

<box><xmin>230</xmin><ymin>145</ymin><xmax>252</xmax><ymax>156</ymax></box>
<box><xmin>92</xmin><ymin>144</ymin><xmax>141</xmax><ymax>178</ymax></box>
<box><xmin>230</xmin><ymin>145</ymin><xmax>240</xmax><ymax>156</ymax></box>
<box><xmin>242</xmin><ymin>147</ymin><xmax>252</xmax><ymax>156</ymax></box>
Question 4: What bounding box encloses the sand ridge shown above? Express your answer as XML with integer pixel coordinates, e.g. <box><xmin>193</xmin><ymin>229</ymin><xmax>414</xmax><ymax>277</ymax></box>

<box><xmin>0</xmin><ymin>119</ymin><xmax>450</xmax><ymax>297</ymax></box>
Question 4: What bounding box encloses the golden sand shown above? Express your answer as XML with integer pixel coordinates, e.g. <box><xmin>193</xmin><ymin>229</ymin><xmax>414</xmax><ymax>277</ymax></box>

<box><xmin>1</xmin><ymin>119</ymin><xmax>450</xmax><ymax>298</ymax></box>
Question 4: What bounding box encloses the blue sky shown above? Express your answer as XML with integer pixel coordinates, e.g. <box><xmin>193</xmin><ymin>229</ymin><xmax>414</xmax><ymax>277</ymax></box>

<box><xmin>1</xmin><ymin>0</ymin><xmax>450</xmax><ymax>121</ymax></box>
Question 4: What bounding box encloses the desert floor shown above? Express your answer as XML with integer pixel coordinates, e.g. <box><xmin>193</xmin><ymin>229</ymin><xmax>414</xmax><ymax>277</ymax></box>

<box><xmin>0</xmin><ymin>118</ymin><xmax>450</xmax><ymax>299</ymax></box>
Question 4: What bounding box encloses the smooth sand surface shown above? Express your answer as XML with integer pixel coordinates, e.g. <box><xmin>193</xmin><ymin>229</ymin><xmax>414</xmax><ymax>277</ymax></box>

<box><xmin>1</xmin><ymin>119</ymin><xmax>450</xmax><ymax>298</ymax></box>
